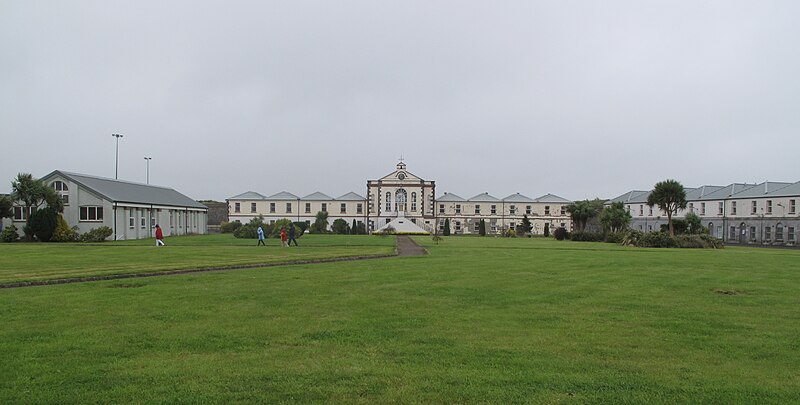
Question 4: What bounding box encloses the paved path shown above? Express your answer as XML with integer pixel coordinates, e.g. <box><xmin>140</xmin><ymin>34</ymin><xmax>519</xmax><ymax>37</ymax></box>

<box><xmin>396</xmin><ymin>235</ymin><xmax>427</xmax><ymax>257</ymax></box>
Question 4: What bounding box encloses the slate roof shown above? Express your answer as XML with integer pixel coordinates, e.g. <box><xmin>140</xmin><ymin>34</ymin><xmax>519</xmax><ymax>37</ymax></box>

<box><xmin>43</xmin><ymin>171</ymin><xmax>206</xmax><ymax>209</ymax></box>
<box><xmin>335</xmin><ymin>192</ymin><xmax>366</xmax><ymax>201</ymax></box>
<box><xmin>695</xmin><ymin>183</ymin><xmax>758</xmax><ymax>200</ymax></box>
<box><xmin>728</xmin><ymin>182</ymin><xmax>793</xmax><ymax>198</ymax></box>
<box><xmin>684</xmin><ymin>186</ymin><xmax>723</xmax><ymax>200</ymax></box>
<box><xmin>608</xmin><ymin>190</ymin><xmax>650</xmax><ymax>204</ymax></box>
<box><xmin>467</xmin><ymin>192</ymin><xmax>501</xmax><ymax>202</ymax></box>
<box><xmin>764</xmin><ymin>180</ymin><xmax>800</xmax><ymax>197</ymax></box>
<box><xmin>436</xmin><ymin>192</ymin><xmax>466</xmax><ymax>202</ymax></box>
<box><xmin>502</xmin><ymin>193</ymin><xmax>535</xmax><ymax>203</ymax></box>
<box><xmin>228</xmin><ymin>191</ymin><xmax>267</xmax><ymax>200</ymax></box>
<box><xmin>301</xmin><ymin>192</ymin><xmax>333</xmax><ymax>200</ymax></box>
<box><xmin>535</xmin><ymin>193</ymin><xmax>572</xmax><ymax>203</ymax></box>
<box><xmin>266</xmin><ymin>191</ymin><xmax>300</xmax><ymax>200</ymax></box>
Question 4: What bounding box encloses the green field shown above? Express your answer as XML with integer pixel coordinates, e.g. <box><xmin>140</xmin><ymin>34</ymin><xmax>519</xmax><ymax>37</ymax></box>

<box><xmin>0</xmin><ymin>234</ymin><xmax>396</xmax><ymax>284</ymax></box>
<box><xmin>1</xmin><ymin>236</ymin><xmax>799</xmax><ymax>403</ymax></box>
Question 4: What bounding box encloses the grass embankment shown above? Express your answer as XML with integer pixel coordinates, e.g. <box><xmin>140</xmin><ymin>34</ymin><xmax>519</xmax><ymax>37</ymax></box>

<box><xmin>1</xmin><ymin>237</ymin><xmax>799</xmax><ymax>402</ymax></box>
<box><xmin>0</xmin><ymin>234</ymin><xmax>396</xmax><ymax>284</ymax></box>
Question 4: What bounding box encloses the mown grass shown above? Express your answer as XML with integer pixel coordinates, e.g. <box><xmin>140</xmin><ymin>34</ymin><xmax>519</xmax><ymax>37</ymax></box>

<box><xmin>0</xmin><ymin>234</ymin><xmax>396</xmax><ymax>284</ymax></box>
<box><xmin>1</xmin><ymin>237</ymin><xmax>799</xmax><ymax>403</ymax></box>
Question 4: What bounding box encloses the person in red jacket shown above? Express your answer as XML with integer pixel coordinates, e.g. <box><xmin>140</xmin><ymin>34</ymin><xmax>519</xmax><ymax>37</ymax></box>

<box><xmin>280</xmin><ymin>227</ymin><xmax>288</xmax><ymax>247</ymax></box>
<box><xmin>155</xmin><ymin>224</ymin><xmax>165</xmax><ymax>246</ymax></box>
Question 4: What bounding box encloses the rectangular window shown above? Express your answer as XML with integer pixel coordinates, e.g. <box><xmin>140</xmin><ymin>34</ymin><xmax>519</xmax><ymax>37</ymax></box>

<box><xmin>648</xmin><ymin>206</ymin><xmax>653</xmax><ymax>216</ymax></box>
<box><xmin>688</xmin><ymin>203</ymin><xmax>694</xmax><ymax>213</ymax></box>
<box><xmin>170</xmin><ymin>211</ymin><xmax>174</xmax><ymax>227</ymax></box>
<box><xmin>455</xmin><ymin>204</ymin><xmax>461</xmax><ymax>214</ymax></box>
<box><xmin>79</xmin><ymin>206</ymin><xmax>104</xmax><ymax>221</ymax></box>
<box><xmin>701</xmin><ymin>203</ymin><xmax>706</xmax><ymax>215</ymax></box>
<box><xmin>62</xmin><ymin>195</ymin><xmax>69</xmax><ymax>205</ymax></box>
<box><xmin>129</xmin><ymin>215</ymin><xmax>134</xmax><ymax>229</ymax></box>
<box><xmin>718</xmin><ymin>202</ymin><xmax>724</xmax><ymax>215</ymax></box>
<box><xmin>560</xmin><ymin>206</ymin><xmax>566</xmax><ymax>216</ymax></box>
<box><xmin>474</xmin><ymin>222</ymin><xmax>480</xmax><ymax>232</ymax></box>
<box><xmin>357</xmin><ymin>203</ymin><xmax>363</xmax><ymax>214</ymax></box>
<box><xmin>731</xmin><ymin>201</ymin><xmax>737</xmax><ymax>215</ymax></box>
<box><xmin>286</xmin><ymin>203</ymin><xmax>292</xmax><ymax>213</ymax></box>
<box><xmin>12</xmin><ymin>206</ymin><xmax>27</xmax><ymax>221</ymax></box>
<box><xmin>140</xmin><ymin>216</ymin><xmax>146</xmax><ymax>228</ymax></box>
<box><xmin>788</xmin><ymin>227</ymin><xmax>795</xmax><ymax>242</ymax></box>
<box><xmin>340</xmin><ymin>203</ymin><xmax>346</xmax><ymax>214</ymax></box>
<box><xmin>235</xmin><ymin>202</ymin><xmax>240</xmax><ymax>213</ymax></box>
<box><xmin>765</xmin><ymin>226</ymin><xmax>771</xmax><ymax>241</ymax></box>
<box><xmin>475</xmin><ymin>204</ymin><xmax>481</xmax><ymax>214</ymax></box>
<box><xmin>305</xmin><ymin>203</ymin><xmax>311</xmax><ymax>213</ymax></box>
<box><xmin>454</xmin><ymin>221</ymin><xmax>461</xmax><ymax>232</ymax></box>
<box><xmin>729</xmin><ymin>226</ymin><xmax>736</xmax><ymax>240</ymax></box>
<box><xmin>767</xmin><ymin>200</ymin><xmax>772</xmax><ymax>214</ymax></box>
<box><xmin>790</xmin><ymin>200</ymin><xmax>796</xmax><ymax>214</ymax></box>
<box><xmin>776</xmin><ymin>224</ymin><xmax>784</xmax><ymax>241</ymax></box>
<box><xmin>545</xmin><ymin>206</ymin><xmax>550</xmax><ymax>215</ymax></box>
<box><xmin>439</xmin><ymin>204</ymin><xmax>445</xmax><ymax>214</ymax></box>
<box><xmin>270</xmin><ymin>203</ymin><xmax>275</xmax><ymax>213</ymax></box>
<box><xmin>751</xmin><ymin>201</ymin><xmax>757</xmax><ymax>214</ymax></box>
<box><xmin>750</xmin><ymin>226</ymin><xmax>757</xmax><ymax>241</ymax></box>
<box><xmin>509</xmin><ymin>205</ymin><xmax>515</xmax><ymax>215</ymax></box>
<box><xmin>321</xmin><ymin>203</ymin><xmax>327</xmax><ymax>212</ymax></box>
<box><xmin>251</xmin><ymin>202</ymin><xmax>257</xmax><ymax>213</ymax></box>
<box><xmin>526</xmin><ymin>205</ymin><xmax>531</xmax><ymax>215</ymax></box>
<box><xmin>639</xmin><ymin>205</ymin><xmax>644</xmax><ymax>217</ymax></box>
<box><xmin>491</xmin><ymin>205</ymin><xmax>497</xmax><ymax>215</ymax></box>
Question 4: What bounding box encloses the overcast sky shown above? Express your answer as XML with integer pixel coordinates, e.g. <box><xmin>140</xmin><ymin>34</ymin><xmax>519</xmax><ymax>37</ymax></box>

<box><xmin>2</xmin><ymin>1</ymin><xmax>798</xmax><ymax>201</ymax></box>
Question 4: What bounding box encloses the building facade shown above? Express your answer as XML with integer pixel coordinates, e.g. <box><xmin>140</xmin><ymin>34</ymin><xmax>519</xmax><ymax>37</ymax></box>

<box><xmin>611</xmin><ymin>181</ymin><xmax>800</xmax><ymax>245</ymax></box>
<box><xmin>227</xmin><ymin>162</ymin><xmax>573</xmax><ymax>235</ymax></box>
<box><xmin>2</xmin><ymin>170</ymin><xmax>208</xmax><ymax>240</ymax></box>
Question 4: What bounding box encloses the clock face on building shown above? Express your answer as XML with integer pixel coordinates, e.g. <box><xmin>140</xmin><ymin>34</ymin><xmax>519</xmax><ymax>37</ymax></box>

<box><xmin>398</xmin><ymin>173</ymin><xmax>406</xmax><ymax>180</ymax></box>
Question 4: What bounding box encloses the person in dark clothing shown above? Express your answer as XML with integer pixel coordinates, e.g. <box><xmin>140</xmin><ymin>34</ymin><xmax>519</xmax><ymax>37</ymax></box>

<box><xmin>288</xmin><ymin>223</ymin><xmax>299</xmax><ymax>246</ymax></box>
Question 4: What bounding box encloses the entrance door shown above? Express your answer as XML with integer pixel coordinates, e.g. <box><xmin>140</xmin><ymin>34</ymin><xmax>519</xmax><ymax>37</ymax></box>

<box><xmin>739</xmin><ymin>223</ymin><xmax>747</xmax><ymax>243</ymax></box>
<box><xmin>395</xmin><ymin>189</ymin><xmax>407</xmax><ymax>213</ymax></box>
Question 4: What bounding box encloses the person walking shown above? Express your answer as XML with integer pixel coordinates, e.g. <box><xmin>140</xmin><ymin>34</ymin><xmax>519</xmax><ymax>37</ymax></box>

<box><xmin>288</xmin><ymin>223</ymin><xmax>299</xmax><ymax>247</ymax></box>
<box><xmin>280</xmin><ymin>227</ymin><xmax>288</xmax><ymax>247</ymax></box>
<box><xmin>155</xmin><ymin>224</ymin><xmax>165</xmax><ymax>246</ymax></box>
<box><xmin>257</xmin><ymin>225</ymin><xmax>265</xmax><ymax>246</ymax></box>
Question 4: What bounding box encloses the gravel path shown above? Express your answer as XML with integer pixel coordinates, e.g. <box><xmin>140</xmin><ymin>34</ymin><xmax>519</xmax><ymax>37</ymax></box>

<box><xmin>396</xmin><ymin>235</ymin><xmax>427</xmax><ymax>257</ymax></box>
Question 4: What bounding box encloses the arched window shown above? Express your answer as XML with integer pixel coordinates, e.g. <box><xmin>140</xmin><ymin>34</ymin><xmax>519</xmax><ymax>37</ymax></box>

<box><xmin>396</xmin><ymin>189</ymin><xmax>407</xmax><ymax>212</ymax></box>
<box><xmin>51</xmin><ymin>181</ymin><xmax>69</xmax><ymax>205</ymax></box>
<box><xmin>411</xmin><ymin>192</ymin><xmax>417</xmax><ymax>211</ymax></box>
<box><xmin>776</xmin><ymin>222</ymin><xmax>784</xmax><ymax>242</ymax></box>
<box><xmin>385</xmin><ymin>192</ymin><xmax>392</xmax><ymax>212</ymax></box>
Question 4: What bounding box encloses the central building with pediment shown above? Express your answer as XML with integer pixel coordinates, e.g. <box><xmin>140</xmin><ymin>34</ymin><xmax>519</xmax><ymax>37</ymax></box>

<box><xmin>366</xmin><ymin>161</ymin><xmax>436</xmax><ymax>231</ymax></box>
<box><xmin>227</xmin><ymin>160</ymin><xmax>574</xmax><ymax>235</ymax></box>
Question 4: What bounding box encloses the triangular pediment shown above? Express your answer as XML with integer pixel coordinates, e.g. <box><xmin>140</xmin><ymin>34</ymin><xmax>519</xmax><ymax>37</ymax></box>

<box><xmin>377</xmin><ymin>169</ymin><xmax>424</xmax><ymax>183</ymax></box>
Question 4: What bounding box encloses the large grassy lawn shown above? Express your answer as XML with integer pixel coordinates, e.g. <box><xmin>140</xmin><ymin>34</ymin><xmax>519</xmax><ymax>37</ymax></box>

<box><xmin>1</xmin><ymin>237</ymin><xmax>799</xmax><ymax>403</ymax></box>
<box><xmin>0</xmin><ymin>234</ymin><xmax>396</xmax><ymax>284</ymax></box>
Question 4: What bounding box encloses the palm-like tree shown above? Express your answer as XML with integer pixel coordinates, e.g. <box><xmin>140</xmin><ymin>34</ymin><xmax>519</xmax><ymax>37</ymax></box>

<box><xmin>647</xmin><ymin>179</ymin><xmax>687</xmax><ymax>236</ymax></box>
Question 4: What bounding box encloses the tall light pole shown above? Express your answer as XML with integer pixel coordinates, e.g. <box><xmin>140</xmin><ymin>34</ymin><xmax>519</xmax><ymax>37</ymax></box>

<box><xmin>144</xmin><ymin>157</ymin><xmax>152</xmax><ymax>184</ymax></box>
<box><xmin>112</xmin><ymin>133</ymin><xmax>123</xmax><ymax>179</ymax></box>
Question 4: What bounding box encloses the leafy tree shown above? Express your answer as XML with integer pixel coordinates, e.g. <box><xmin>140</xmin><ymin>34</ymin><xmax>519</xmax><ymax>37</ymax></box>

<box><xmin>566</xmin><ymin>199</ymin><xmax>604</xmax><ymax>231</ymax></box>
<box><xmin>647</xmin><ymin>179</ymin><xmax>687</xmax><ymax>236</ymax></box>
<box><xmin>443</xmin><ymin>218</ymin><xmax>451</xmax><ymax>236</ymax></box>
<box><xmin>479</xmin><ymin>219</ymin><xmax>486</xmax><ymax>236</ymax></box>
<box><xmin>271</xmin><ymin>218</ymin><xmax>294</xmax><ymax>238</ymax></box>
<box><xmin>234</xmin><ymin>215</ymin><xmax>268</xmax><ymax>239</ymax></box>
<box><xmin>600</xmin><ymin>202</ymin><xmax>632</xmax><ymax>233</ymax></box>
<box><xmin>685</xmin><ymin>212</ymin><xmax>706</xmax><ymax>235</ymax></box>
<box><xmin>311</xmin><ymin>211</ymin><xmax>329</xmax><ymax>233</ymax></box>
<box><xmin>0</xmin><ymin>195</ymin><xmax>13</xmax><ymax>220</ymax></box>
<box><xmin>331</xmin><ymin>218</ymin><xmax>350</xmax><ymax>234</ymax></box>
<box><xmin>28</xmin><ymin>207</ymin><xmax>59</xmax><ymax>242</ymax></box>
<box><xmin>521</xmin><ymin>214</ymin><xmax>533</xmax><ymax>234</ymax></box>
<box><xmin>293</xmin><ymin>221</ymin><xmax>309</xmax><ymax>234</ymax></box>
<box><xmin>1</xmin><ymin>224</ymin><xmax>20</xmax><ymax>242</ymax></box>
<box><xmin>11</xmin><ymin>173</ymin><xmax>64</xmax><ymax>215</ymax></box>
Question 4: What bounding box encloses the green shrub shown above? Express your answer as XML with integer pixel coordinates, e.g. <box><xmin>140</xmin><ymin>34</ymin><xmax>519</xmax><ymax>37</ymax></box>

<box><xmin>220</xmin><ymin>221</ymin><xmax>242</xmax><ymax>233</ymax></box>
<box><xmin>234</xmin><ymin>216</ymin><xmax>268</xmax><ymax>239</ymax></box>
<box><xmin>1</xmin><ymin>225</ymin><xmax>20</xmax><ymax>242</ymax></box>
<box><xmin>605</xmin><ymin>232</ymin><xmax>625</xmax><ymax>244</ymax></box>
<box><xmin>553</xmin><ymin>227</ymin><xmax>569</xmax><ymax>241</ymax></box>
<box><xmin>639</xmin><ymin>231</ymin><xmax>678</xmax><ymax>248</ymax></box>
<box><xmin>331</xmin><ymin>218</ymin><xmax>350</xmax><ymax>234</ymax></box>
<box><xmin>676</xmin><ymin>234</ymin><xmax>723</xmax><ymax>249</ymax></box>
<box><xmin>51</xmin><ymin>215</ymin><xmax>79</xmax><ymax>242</ymax></box>
<box><xmin>80</xmin><ymin>226</ymin><xmax>113</xmax><ymax>242</ymax></box>
<box><xmin>620</xmin><ymin>230</ymin><xmax>644</xmax><ymax>246</ymax></box>
<box><xmin>570</xmin><ymin>231</ymin><xmax>605</xmax><ymax>242</ymax></box>
<box><xmin>293</xmin><ymin>221</ymin><xmax>308</xmax><ymax>234</ymax></box>
<box><xmin>543</xmin><ymin>223</ymin><xmax>550</xmax><ymax>237</ymax></box>
<box><xmin>271</xmin><ymin>219</ymin><xmax>296</xmax><ymax>238</ymax></box>
<box><xmin>28</xmin><ymin>207</ymin><xmax>59</xmax><ymax>242</ymax></box>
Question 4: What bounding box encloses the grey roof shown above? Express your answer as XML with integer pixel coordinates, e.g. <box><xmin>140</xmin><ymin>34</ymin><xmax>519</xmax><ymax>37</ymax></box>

<box><xmin>228</xmin><ymin>191</ymin><xmax>267</xmax><ymax>200</ymax></box>
<box><xmin>764</xmin><ymin>180</ymin><xmax>800</xmax><ymax>197</ymax></box>
<box><xmin>467</xmin><ymin>192</ymin><xmax>500</xmax><ymax>202</ymax></box>
<box><xmin>684</xmin><ymin>186</ymin><xmax>723</xmax><ymax>200</ymax></box>
<box><xmin>502</xmin><ymin>193</ymin><xmax>535</xmax><ymax>203</ymax></box>
<box><xmin>436</xmin><ymin>192</ymin><xmax>466</xmax><ymax>202</ymax></box>
<box><xmin>44</xmin><ymin>170</ymin><xmax>206</xmax><ymax>209</ymax></box>
<box><xmin>534</xmin><ymin>193</ymin><xmax>572</xmax><ymax>203</ymax></box>
<box><xmin>608</xmin><ymin>190</ymin><xmax>650</xmax><ymax>204</ymax></box>
<box><xmin>266</xmin><ymin>191</ymin><xmax>300</xmax><ymax>200</ymax></box>
<box><xmin>729</xmin><ymin>181</ymin><xmax>793</xmax><ymax>198</ymax></box>
<box><xmin>302</xmin><ymin>191</ymin><xmax>333</xmax><ymax>200</ymax></box>
<box><xmin>335</xmin><ymin>192</ymin><xmax>365</xmax><ymax>201</ymax></box>
<box><xmin>695</xmin><ymin>183</ymin><xmax>759</xmax><ymax>200</ymax></box>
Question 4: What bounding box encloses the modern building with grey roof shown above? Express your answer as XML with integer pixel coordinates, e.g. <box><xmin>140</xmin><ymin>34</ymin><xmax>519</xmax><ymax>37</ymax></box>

<box><xmin>3</xmin><ymin>170</ymin><xmax>207</xmax><ymax>241</ymax></box>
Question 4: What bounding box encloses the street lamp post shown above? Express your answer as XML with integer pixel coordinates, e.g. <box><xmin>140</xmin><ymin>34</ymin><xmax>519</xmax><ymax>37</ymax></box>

<box><xmin>144</xmin><ymin>157</ymin><xmax>152</xmax><ymax>184</ymax></box>
<box><xmin>112</xmin><ymin>133</ymin><xmax>123</xmax><ymax>179</ymax></box>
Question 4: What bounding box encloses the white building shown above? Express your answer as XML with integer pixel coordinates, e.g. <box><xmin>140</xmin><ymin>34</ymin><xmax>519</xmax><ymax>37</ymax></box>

<box><xmin>227</xmin><ymin>161</ymin><xmax>573</xmax><ymax>234</ymax></box>
<box><xmin>2</xmin><ymin>170</ymin><xmax>208</xmax><ymax>240</ymax></box>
